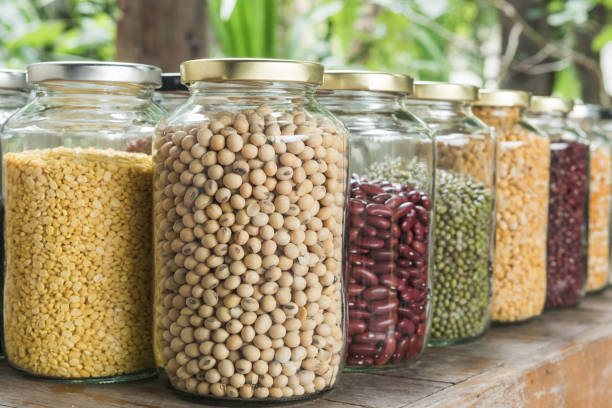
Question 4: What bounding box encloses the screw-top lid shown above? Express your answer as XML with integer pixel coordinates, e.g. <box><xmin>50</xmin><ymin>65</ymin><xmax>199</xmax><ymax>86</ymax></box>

<box><xmin>180</xmin><ymin>58</ymin><xmax>324</xmax><ymax>85</ymax></box>
<box><xmin>411</xmin><ymin>81</ymin><xmax>478</xmax><ymax>102</ymax></box>
<box><xmin>0</xmin><ymin>69</ymin><xmax>27</xmax><ymax>90</ymax></box>
<box><xmin>27</xmin><ymin>61</ymin><xmax>162</xmax><ymax>87</ymax></box>
<box><xmin>528</xmin><ymin>96</ymin><xmax>573</xmax><ymax>114</ymax></box>
<box><xmin>474</xmin><ymin>89</ymin><xmax>531</xmax><ymax>107</ymax></box>
<box><xmin>159</xmin><ymin>73</ymin><xmax>188</xmax><ymax>92</ymax></box>
<box><xmin>569</xmin><ymin>102</ymin><xmax>601</xmax><ymax>120</ymax></box>
<box><xmin>319</xmin><ymin>70</ymin><xmax>413</xmax><ymax>94</ymax></box>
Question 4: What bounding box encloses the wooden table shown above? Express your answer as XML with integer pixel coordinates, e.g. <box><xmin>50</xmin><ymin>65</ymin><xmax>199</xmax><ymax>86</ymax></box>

<box><xmin>2</xmin><ymin>290</ymin><xmax>612</xmax><ymax>408</ymax></box>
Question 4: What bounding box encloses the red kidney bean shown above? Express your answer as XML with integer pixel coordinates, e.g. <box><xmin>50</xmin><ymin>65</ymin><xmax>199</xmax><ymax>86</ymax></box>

<box><xmin>357</xmin><ymin>237</ymin><xmax>384</xmax><ymax>249</ymax></box>
<box><xmin>353</xmin><ymin>332</ymin><xmax>387</xmax><ymax>344</ymax></box>
<box><xmin>368</xmin><ymin>314</ymin><xmax>398</xmax><ymax>332</ymax></box>
<box><xmin>363</xmin><ymin>286</ymin><xmax>391</xmax><ymax>301</ymax></box>
<box><xmin>397</xmin><ymin>319</ymin><xmax>415</xmax><ymax>335</ymax></box>
<box><xmin>349</xmin><ymin>309</ymin><xmax>372</xmax><ymax>320</ymax></box>
<box><xmin>416</xmin><ymin>323</ymin><xmax>426</xmax><ymax>337</ymax></box>
<box><xmin>348</xmin><ymin>320</ymin><xmax>367</xmax><ymax>335</ymax></box>
<box><xmin>350</xmin><ymin>254</ymin><xmax>375</xmax><ymax>266</ymax></box>
<box><xmin>392</xmin><ymin>202</ymin><xmax>415</xmax><ymax>220</ymax></box>
<box><xmin>347</xmin><ymin>356</ymin><xmax>374</xmax><ymax>366</ymax></box>
<box><xmin>384</xmin><ymin>195</ymin><xmax>408</xmax><ymax>209</ymax></box>
<box><xmin>353</xmin><ymin>266</ymin><xmax>379</xmax><ymax>286</ymax></box>
<box><xmin>374</xmin><ymin>336</ymin><xmax>397</xmax><ymax>366</ymax></box>
<box><xmin>346</xmin><ymin>176</ymin><xmax>431</xmax><ymax>368</ymax></box>
<box><xmin>348</xmin><ymin>284</ymin><xmax>365</xmax><ymax>297</ymax></box>
<box><xmin>349</xmin><ymin>343</ymin><xmax>378</xmax><ymax>356</ymax></box>
<box><xmin>366</xmin><ymin>204</ymin><xmax>393</xmax><ymax>218</ymax></box>
<box><xmin>349</xmin><ymin>200</ymin><xmax>366</xmax><ymax>215</ymax></box>
<box><xmin>368</xmin><ymin>298</ymin><xmax>399</xmax><ymax>314</ymax></box>
<box><xmin>379</xmin><ymin>274</ymin><xmax>400</xmax><ymax>289</ymax></box>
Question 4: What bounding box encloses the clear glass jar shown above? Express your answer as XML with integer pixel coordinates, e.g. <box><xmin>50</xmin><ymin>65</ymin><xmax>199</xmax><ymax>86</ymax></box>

<box><xmin>404</xmin><ymin>82</ymin><xmax>494</xmax><ymax>346</ymax></box>
<box><xmin>0</xmin><ymin>69</ymin><xmax>29</xmax><ymax>360</ymax></box>
<box><xmin>317</xmin><ymin>71</ymin><xmax>433</xmax><ymax>370</ymax></box>
<box><xmin>1</xmin><ymin>61</ymin><xmax>163</xmax><ymax>382</ymax></box>
<box><xmin>569</xmin><ymin>103</ymin><xmax>611</xmax><ymax>293</ymax></box>
<box><xmin>153</xmin><ymin>73</ymin><xmax>189</xmax><ymax>113</ymax></box>
<box><xmin>473</xmin><ymin>90</ymin><xmax>549</xmax><ymax>323</ymax></box>
<box><xmin>526</xmin><ymin>97</ymin><xmax>589</xmax><ymax>308</ymax></box>
<box><xmin>152</xmin><ymin>59</ymin><xmax>347</xmax><ymax>402</ymax></box>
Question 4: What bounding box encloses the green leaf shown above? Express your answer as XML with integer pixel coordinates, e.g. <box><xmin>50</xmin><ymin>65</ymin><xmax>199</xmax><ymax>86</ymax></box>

<box><xmin>553</xmin><ymin>65</ymin><xmax>582</xmax><ymax>100</ymax></box>
<box><xmin>208</xmin><ymin>0</ymin><xmax>236</xmax><ymax>56</ymax></box>
<box><xmin>592</xmin><ymin>24</ymin><xmax>612</xmax><ymax>51</ymax></box>
<box><xmin>8</xmin><ymin>20</ymin><xmax>65</xmax><ymax>49</ymax></box>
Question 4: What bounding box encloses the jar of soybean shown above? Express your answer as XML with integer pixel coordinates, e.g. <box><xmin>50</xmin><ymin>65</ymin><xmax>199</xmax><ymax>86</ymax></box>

<box><xmin>473</xmin><ymin>90</ymin><xmax>549</xmax><ymax>323</ymax></box>
<box><xmin>1</xmin><ymin>61</ymin><xmax>164</xmax><ymax>381</ymax></box>
<box><xmin>152</xmin><ymin>59</ymin><xmax>348</xmax><ymax>402</ymax></box>
<box><xmin>317</xmin><ymin>71</ymin><xmax>433</xmax><ymax>370</ymax></box>
<box><xmin>404</xmin><ymin>82</ymin><xmax>495</xmax><ymax>346</ymax></box>
<box><xmin>526</xmin><ymin>97</ymin><xmax>589</xmax><ymax>309</ymax></box>
<box><xmin>0</xmin><ymin>69</ymin><xmax>29</xmax><ymax>360</ymax></box>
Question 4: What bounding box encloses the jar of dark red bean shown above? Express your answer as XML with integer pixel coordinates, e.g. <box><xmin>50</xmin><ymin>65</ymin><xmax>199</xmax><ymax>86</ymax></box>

<box><xmin>527</xmin><ymin>97</ymin><xmax>589</xmax><ymax>308</ymax></box>
<box><xmin>404</xmin><ymin>82</ymin><xmax>494</xmax><ymax>346</ymax></box>
<box><xmin>318</xmin><ymin>71</ymin><xmax>434</xmax><ymax>370</ymax></box>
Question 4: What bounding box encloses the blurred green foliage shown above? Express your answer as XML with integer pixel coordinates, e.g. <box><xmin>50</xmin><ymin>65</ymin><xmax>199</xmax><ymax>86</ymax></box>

<box><xmin>0</xmin><ymin>0</ymin><xmax>118</xmax><ymax>68</ymax></box>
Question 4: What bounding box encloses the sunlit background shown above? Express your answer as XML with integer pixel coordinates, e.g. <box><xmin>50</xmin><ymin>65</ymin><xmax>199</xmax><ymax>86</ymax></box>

<box><xmin>0</xmin><ymin>0</ymin><xmax>610</xmax><ymax>103</ymax></box>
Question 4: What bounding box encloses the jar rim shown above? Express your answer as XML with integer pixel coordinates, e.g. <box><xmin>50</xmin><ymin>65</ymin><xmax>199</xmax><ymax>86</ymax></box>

<box><xmin>0</xmin><ymin>69</ymin><xmax>27</xmax><ymax>90</ymax></box>
<box><xmin>569</xmin><ymin>102</ymin><xmax>601</xmax><ymax>120</ymax></box>
<box><xmin>410</xmin><ymin>81</ymin><xmax>478</xmax><ymax>102</ymax></box>
<box><xmin>474</xmin><ymin>89</ymin><xmax>531</xmax><ymax>107</ymax></box>
<box><xmin>180</xmin><ymin>58</ymin><xmax>323</xmax><ymax>85</ymax></box>
<box><xmin>319</xmin><ymin>70</ymin><xmax>413</xmax><ymax>94</ymax></box>
<box><xmin>27</xmin><ymin>61</ymin><xmax>162</xmax><ymax>87</ymax></box>
<box><xmin>528</xmin><ymin>96</ymin><xmax>573</xmax><ymax>114</ymax></box>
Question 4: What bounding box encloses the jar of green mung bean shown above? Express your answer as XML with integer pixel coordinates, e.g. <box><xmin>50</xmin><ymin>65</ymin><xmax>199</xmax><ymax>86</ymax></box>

<box><xmin>404</xmin><ymin>82</ymin><xmax>494</xmax><ymax>346</ymax></box>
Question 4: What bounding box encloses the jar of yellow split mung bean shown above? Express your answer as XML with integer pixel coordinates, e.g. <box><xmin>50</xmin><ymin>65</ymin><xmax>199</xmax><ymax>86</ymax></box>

<box><xmin>1</xmin><ymin>61</ymin><xmax>164</xmax><ymax>382</ymax></box>
<box><xmin>569</xmin><ymin>103</ymin><xmax>611</xmax><ymax>293</ymax></box>
<box><xmin>0</xmin><ymin>69</ymin><xmax>29</xmax><ymax>361</ymax></box>
<box><xmin>153</xmin><ymin>59</ymin><xmax>347</xmax><ymax>402</ymax></box>
<box><xmin>473</xmin><ymin>90</ymin><xmax>549</xmax><ymax>323</ymax></box>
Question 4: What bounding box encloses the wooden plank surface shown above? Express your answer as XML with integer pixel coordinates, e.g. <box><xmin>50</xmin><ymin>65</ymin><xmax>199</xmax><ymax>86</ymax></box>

<box><xmin>2</xmin><ymin>290</ymin><xmax>612</xmax><ymax>408</ymax></box>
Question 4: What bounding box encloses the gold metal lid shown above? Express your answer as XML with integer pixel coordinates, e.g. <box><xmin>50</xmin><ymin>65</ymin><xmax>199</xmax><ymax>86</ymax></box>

<box><xmin>411</xmin><ymin>81</ymin><xmax>478</xmax><ymax>102</ymax></box>
<box><xmin>474</xmin><ymin>89</ymin><xmax>530</xmax><ymax>107</ymax></box>
<box><xmin>180</xmin><ymin>58</ymin><xmax>324</xmax><ymax>85</ymax></box>
<box><xmin>529</xmin><ymin>96</ymin><xmax>573</xmax><ymax>113</ymax></box>
<box><xmin>319</xmin><ymin>70</ymin><xmax>413</xmax><ymax>94</ymax></box>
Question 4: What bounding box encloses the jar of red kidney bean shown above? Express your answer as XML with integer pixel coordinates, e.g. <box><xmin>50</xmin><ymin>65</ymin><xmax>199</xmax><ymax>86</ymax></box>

<box><xmin>404</xmin><ymin>82</ymin><xmax>494</xmax><ymax>346</ymax></box>
<box><xmin>318</xmin><ymin>71</ymin><xmax>434</xmax><ymax>370</ymax></box>
<box><xmin>527</xmin><ymin>96</ymin><xmax>589</xmax><ymax>309</ymax></box>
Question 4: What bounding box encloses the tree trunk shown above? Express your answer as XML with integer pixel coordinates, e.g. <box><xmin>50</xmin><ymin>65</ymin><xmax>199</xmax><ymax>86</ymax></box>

<box><xmin>499</xmin><ymin>0</ymin><xmax>554</xmax><ymax>96</ymax></box>
<box><xmin>116</xmin><ymin>0</ymin><xmax>208</xmax><ymax>72</ymax></box>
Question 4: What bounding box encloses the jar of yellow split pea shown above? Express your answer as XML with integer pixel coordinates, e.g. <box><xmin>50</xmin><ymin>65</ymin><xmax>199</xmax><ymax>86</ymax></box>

<box><xmin>1</xmin><ymin>61</ymin><xmax>164</xmax><ymax>382</ymax></box>
<box><xmin>569</xmin><ymin>103</ymin><xmax>612</xmax><ymax>293</ymax></box>
<box><xmin>473</xmin><ymin>90</ymin><xmax>550</xmax><ymax>323</ymax></box>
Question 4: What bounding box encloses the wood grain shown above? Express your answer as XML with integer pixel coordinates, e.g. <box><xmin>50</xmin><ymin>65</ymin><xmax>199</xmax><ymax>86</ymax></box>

<box><xmin>3</xmin><ymin>291</ymin><xmax>612</xmax><ymax>408</ymax></box>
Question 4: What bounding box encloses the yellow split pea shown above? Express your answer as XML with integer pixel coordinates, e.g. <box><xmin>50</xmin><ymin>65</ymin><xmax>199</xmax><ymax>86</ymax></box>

<box><xmin>474</xmin><ymin>106</ymin><xmax>550</xmax><ymax>323</ymax></box>
<box><xmin>3</xmin><ymin>147</ymin><xmax>154</xmax><ymax>379</ymax></box>
<box><xmin>587</xmin><ymin>142</ymin><xmax>612</xmax><ymax>292</ymax></box>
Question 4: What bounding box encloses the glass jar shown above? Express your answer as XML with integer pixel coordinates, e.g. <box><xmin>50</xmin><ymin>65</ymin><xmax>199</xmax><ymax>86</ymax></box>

<box><xmin>473</xmin><ymin>90</ymin><xmax>549</xmax><ymax>323</ymax></box>
<box><xmin>569</xmin><ymin>103</ymin><xmax>611</xmax><ymax>293</ymax></box>
<box><xmin>1</xmin><ymin>61</ymin><xmax>163</xmax><ymax>382</ymax></box>
<box><xmin>152</xmin><ymin>59</ymin><xmax>347</xmax><ymax>402</ymax></box>
<box><xmin>526</xmin><ymin>97</ymin><xmax>588</xmax><ymax>308</ymax></box>
<box><xmin>404</xmin><ymin>82</ymin><xmax>494</xmax><ymax>346</ymax></box>
<box><xmin>317</xmin><ymin>71</ymin><xmax>433</xmax><ymax>370</ymax></box>
<box><xmin>154</xmin><ymin>73</ymin><xmax>189</xmax><ymax>113</ymax></box>
<box><xmin>0</xmin><ymin>69</ymin><xmax>28</xmax><ymax>360</ymax></box>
